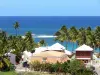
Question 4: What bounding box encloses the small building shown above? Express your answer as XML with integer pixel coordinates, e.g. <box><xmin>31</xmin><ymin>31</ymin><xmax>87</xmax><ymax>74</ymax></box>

<box><xmin>31</xmin><ymin>43</ymin><xmax>71</xmax><ymax>63</ymax></box>
<box><xmin>7</xmin><ymin>53</ymin><xmax>16</xmax><ymax>65</ymax></box>
<box><xmin>75</xmin><ymin>44</ymin><xmax>93</xmax><ymax>64</ymax></box>
<box><xmin>31</xmin><ymin>51</ymin><xmax>70</xmax><ymax>63</ymax></box>
<box><xmin>34</xmin><ymin>43</ymin><xmax>71</xmax><ymax>55</ymax></box>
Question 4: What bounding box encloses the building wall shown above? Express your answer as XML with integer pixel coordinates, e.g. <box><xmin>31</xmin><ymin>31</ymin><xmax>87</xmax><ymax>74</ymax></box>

<box><xmin>76</xmin><ymin>51</ymin><xmax>93</xmax><ymax>64</ymax></box>
<box><xmin>30</xmin><ymin>56</ymin><xmax>68</xmax><ymax>63</ymax></box>
<box><xmin>76</xmin><ymin>51</ymin><xmax>92</xmax><ymax>59</ymax></box>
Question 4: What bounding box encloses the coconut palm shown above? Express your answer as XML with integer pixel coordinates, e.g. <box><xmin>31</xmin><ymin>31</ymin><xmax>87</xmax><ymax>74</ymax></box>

<box><xmin>86</xmin><ymin>31</ymin><xmax>96</xmax><ymax>49</ymax></box>
<box><xmin>0</xmin><ymin>31</ymin><xmax>11</xmax><ymax>71</ymax></box>
<box><xmin>85</xmin><ymin>27</ymin><xmax>97</xmax><ymax>49</ymax></box>
<box><xmin>0</xmin><ymin>31</ymin><xmax>8</xmax><ymax>55</ymax></box>
<box><xmin>77</xmin><ymin>27</ymin><xmax>87</xmax><ymax>45</ymax></box>
<box><xmin>12</xmin><ymin>36</ymin><xmax>25</xmax><ymax>55</ymax></box>
<box><xmin>24</xmin><ymin>31</ymin><xmax>34</xmax><ymax>51</ymax></box>
<box><xmin>86</xmin><ymin>26</ymin><xmax>92</xmax><ymax>36</ymax></box>
<box><xmin>69</xmin><ymin>26</ymin><xmax>78</xmax><ymax>51</ymax></box>
<box><xmin>38</xmin><ymin>39</ymin><xmax>47</xmax><ymax>46</ymax></box>
<box><xmin>95</xmin><ymin>26</ymin><xmax>100</xmax><ymax>55</ymax></box>
<box><xmin>14</xmin><ymin>22</ymin><xmax>19</xmax><ymax>36</ymax></box>
<box><xmin>55</xmin><ymin>25</ymin><xmax>70</xmax><ymax>49</ymax></box>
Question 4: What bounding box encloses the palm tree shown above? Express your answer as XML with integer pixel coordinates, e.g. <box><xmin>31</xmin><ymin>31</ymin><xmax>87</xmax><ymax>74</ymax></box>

<box><xmin>0</xmin><ymin>31</ymin><xmax>8</xmax><ymax>55</ymax></box>
<box><xmin>86</xmin><ymin>26</ymin><xmax>92</xmax><ymax>36</ymax></box>
<box><xmin>0</xmin><ymin>30</ymin><xmax>11</xmax><ymax>71</ymax></box>
<box><xmin>85</xmin><ymin>27</ymin><xmax>96</xmax><ymax>49</ymax></box>
<box><xmin>94</xmin><ymin>26</ymin><xmax>100</xmax><ymax>56</ymax></box>
<box><xmin>38</xmin><ymin>39</ymin><xmax>47</xmax><ymax>46</ymax></box>
<box><xmin>24</xmin><ymin>31</ymin><xmax>34</xmax><ymax>51</ymax></box>
<box><xmin>69</xmin><ymin>26</ymin><xmax>78</xmax><ymax>51</ymax></box>
<box><xmin>14</xmin><ymin>22</ymin><xmax>19</xmax><ymax>36</ymax></box>
<box><xmin>86</xmin><ymin>31</ymin><xmax>96</xmax><ymax>49</ymax></box>
<box><xmin>77</xmin><ymin>27</ymin><xmax>87</xmax><ymax>45</ymax></box>
<box><xmin>54</xmin><ymin>25</ymin><xmax>70</xmax><ymax>49</ymax></box>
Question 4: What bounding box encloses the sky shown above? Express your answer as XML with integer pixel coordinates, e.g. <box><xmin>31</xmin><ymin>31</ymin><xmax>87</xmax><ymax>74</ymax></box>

<box><xmin>0</xmin><ymin>0</ymin><xmax>100</xmax><ymax>16</ymax></box>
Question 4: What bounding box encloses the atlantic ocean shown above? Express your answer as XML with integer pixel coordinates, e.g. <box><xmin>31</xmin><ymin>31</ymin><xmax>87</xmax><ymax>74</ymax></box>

<box><xmin>0</xmin><ymin>16</ymin><xmax>100</xmax><ymax>52</ymax></box>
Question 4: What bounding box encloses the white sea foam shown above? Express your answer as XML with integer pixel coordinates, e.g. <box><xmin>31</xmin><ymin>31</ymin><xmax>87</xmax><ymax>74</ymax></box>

<box><xmin>22</xmin><ymin>34</ymin><xmax>57</xmax><ymax>38</ymax></box>
<box><xmin>34</xmin><ymin>35</ymin><xmax>57</xmax><ymax>38</ymax></box>
<box><xmin>32</xmin><ymin>34</ymin><xmax>36</xmax><ymax>36</ymax></box>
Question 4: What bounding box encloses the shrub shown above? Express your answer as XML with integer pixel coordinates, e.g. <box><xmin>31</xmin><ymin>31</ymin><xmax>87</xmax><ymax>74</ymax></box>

<box><xmin>30</xmin><ymin>61</ymin><xmax>41</xmax><ymax>71</ymax></box>
<box><xmin>69</xmin><ymin>60</ymin><xmax>84</xmax><ymax>75</ymax></box>
<box><xmin>41</xmin><ymin>62</ymin><xmax>52</xmax><ymax>72</ymax></box>
<box><xmin>61</xmin><ymin>61</ymin><xmax>70</xmax><ymax>74</ymax></box>
<box><xmin>0</xmin><ymin>57</ymin><xmax>13</xmax><ymax>71</ymax></box>
<box><xmin>29</xmin><ymin>60</ymin><xmax>94</xmax><ymax>75</ymax></box>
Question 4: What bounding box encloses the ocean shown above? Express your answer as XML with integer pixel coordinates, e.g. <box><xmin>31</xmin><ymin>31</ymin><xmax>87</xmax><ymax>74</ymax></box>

<box><xmin>0</xmin><ymin>16</ymin><xmax>100</xmax><ymax>52</ymax></box>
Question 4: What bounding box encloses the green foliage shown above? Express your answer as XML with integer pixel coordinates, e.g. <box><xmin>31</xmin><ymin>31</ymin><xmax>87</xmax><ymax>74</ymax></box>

<box><xmin>24</xmin><ymin>31</ymin><xmax>35</xmax><ymax>51</ymax></box>
<box><xmin>0</xmin><ymin>22</ymin><xmax>37</xmax><ymax>71</ymax></box>
<box><xmin>0</xmin><ymin>71</ymin><xmax>17</xmax><ymax>75</ymax></box>
<box><xmin>30</xmin><ymin>60</ymin><xmax>94</xmax><ymax>75</ymax></box>
<box><xmin>55</xmin><ymin>25</ymin><xmax>69</xmax><ymax>49</ymax></box>
<box><xmin>76</xmin><ymin>68</ymin><xmax>94</xmax><ymax>75</ymax></box>
<box><xmin>69</xmin><ymin>60</ymin><xmax>84</xmax><ymax>75</ymax></box>
<box><xmin>14</xmin><ymin>22</ymin><xmax>19</xmax><ymax>36</ymax></box>
<box><xmin>0</xmin><ymin>57</ymin><xmax>13</xmax><ymax>71</ymax></box>
<box><xmin>30</xmin><ymin>61</ymin><xmax>41</xmax><ymax>71</ymax></box>
<box><xmin>38</xmin><ymin>39</ymin><xmax>47</xmax><ymax>46</ymax></box>
<box><xmin>61</xmin><ymin>60</ymin><xmax>70</xmax><ymax>74</ymax></box>
<box><xmin>55</xmin><ymin>25</ymin><xmax>100</xmax><ymax>53</ymax></box>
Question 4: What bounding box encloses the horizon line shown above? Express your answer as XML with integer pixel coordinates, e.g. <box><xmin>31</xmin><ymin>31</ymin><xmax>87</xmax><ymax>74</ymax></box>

<box><xmin>0</xmin><ymin>16</ymin><xmax>100</xmax><ymax>17</ymax></box>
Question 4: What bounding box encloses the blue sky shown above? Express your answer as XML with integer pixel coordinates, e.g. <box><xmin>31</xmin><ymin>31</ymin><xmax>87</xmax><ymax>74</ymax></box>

<box><xmin>0</xmin><ymin>0</ymin><xmax>100</xmax><ymax>16</ymax></box>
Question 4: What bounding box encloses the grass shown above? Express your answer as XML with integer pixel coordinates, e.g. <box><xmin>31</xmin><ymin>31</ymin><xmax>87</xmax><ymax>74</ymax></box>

<box><xmin>0</xmin><ymin>71</ymin><xmax>55</xmax><ymax>75</ymax></box>
<box><xmin>17</xmin><ymin>71</ymin><xmax>56</xmax><ymax>75</ymax></box>
<box><xmin>0</xmin><ymin>71</ymin><xmax>65</xmax><ymax>75</ymax></box>
<box><xmin>0</xmin><ymin>71</ymin><xmax>17</xmax><ymax>75</ymax></box>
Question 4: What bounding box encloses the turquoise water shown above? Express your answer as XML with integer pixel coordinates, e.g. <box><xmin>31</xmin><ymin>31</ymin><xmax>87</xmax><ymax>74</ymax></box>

<box><xmin>0</xmin><ymin>16</ymin><xmax>99</xmax><ymax>52</ymax></box>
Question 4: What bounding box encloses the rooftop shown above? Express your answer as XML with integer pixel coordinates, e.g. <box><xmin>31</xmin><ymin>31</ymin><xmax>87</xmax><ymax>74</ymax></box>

<box><xmin>75</xmin><ymin>44</ymin><xmax>93</xmax><ymax>51</ymax></box>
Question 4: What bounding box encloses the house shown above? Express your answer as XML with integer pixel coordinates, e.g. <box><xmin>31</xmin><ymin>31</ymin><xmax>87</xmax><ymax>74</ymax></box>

<box><xmin>30</xmin><ymin>43</ymin><xmax>71</xmax><ymax>63</ymax></box>
<box><xmin>75</xmin><ymin>44</ymin><xmax>93</xmax><ymax>64</ymax></box>
<box><xmin>34</xmin><ymin>43</ymin><xmax>71</xmax><ymax>55</ymax></box>
<box><xmin>31</xmin><ymin>51</ymin><xmax>70</xmax><ymax>63</ymax></box>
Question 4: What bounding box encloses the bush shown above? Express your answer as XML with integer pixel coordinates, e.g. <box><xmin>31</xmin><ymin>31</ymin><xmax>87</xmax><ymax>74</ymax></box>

<box><xmin>30</xmin><ymin>61</ymin><xmax>41</xmax><ymax>71</ymax></box>
<box><xmin>0</xmin><ymin>57</ymin><xmax>13</xmax><ymax>71</ymax></box>
<box><xmin>41</xmin><ymin>62</ymin><xmax>52</xmax><ymax>72</ymax></box>
<box><xmin>61</xmin><ymin>60</ymin><xmax>70</xmax><ymax>74</ymax></box>
<box><xmin>76</xmin><ymin>68</ymin><xmax>94</xmax><ymax>75</ymax></box>
<box><xmin>29</xmin><ymin>60</ymin><xmax>94</xmax><ymax>75</ymax></box>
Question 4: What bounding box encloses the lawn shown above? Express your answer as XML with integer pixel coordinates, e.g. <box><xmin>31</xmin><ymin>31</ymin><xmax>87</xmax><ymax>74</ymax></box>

<box><xmin>0</xmin><ymin>71</ymin><xmax>17</xmax><ymax>75</ymax></box>
<box><xmin>0</xmin><ymin>71</ymin><xmax>56</xmax><ymax>75</ymax></box>
<box><xmin>17</xmin><ymin>72</ymin><xmax>56</xmax><ymax>75</ymax></box>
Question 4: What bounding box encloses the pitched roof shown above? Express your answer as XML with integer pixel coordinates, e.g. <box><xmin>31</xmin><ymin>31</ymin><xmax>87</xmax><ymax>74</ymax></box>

<box><xmin>50</xmin><ymin>43</ymin><xmax>65</xmax><ymax>50</ymax></box>
<box><xmin>33</xmin><ymin>51</ymin><xmax>68</xmax><ymax>57</ymax></box>
<box><xmin>75</xmin><ymin>44</ymin><xmax>93</xmax><ymax>51</ymax></box>
<box><xmin>34</xmin><ymin>43</ymin><xmax>65</xmax><ymax>53</ymax></box>
<box><xmin>64</xmin><ymin>50</ymin><xmax>72</xmax><ymax>55</ymax></box>
<box><xmin>34</xmin><ymin>47</ymin><xmax>50</xmax><ymax>53</ymax></box>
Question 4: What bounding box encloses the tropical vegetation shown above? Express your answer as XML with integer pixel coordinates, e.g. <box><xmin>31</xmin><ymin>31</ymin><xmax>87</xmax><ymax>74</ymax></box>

<box><xmin>29</xmin><ymin>60</ymin><xmax>94</xmax><ymax>75</ymax></box>
<box><xmin>0</xmin><ymin>22</ymin><xmax>100</xmax><ymax>74</ymax></box>
<box><xmin>0</xmin><ymin>22</ymin><xmax>36</xmax><ymax>71</ymax></box>
<box><xmin>55</xmin><ymin>25</ymin><xmax>100</xmax><ymax>56</ymax></box>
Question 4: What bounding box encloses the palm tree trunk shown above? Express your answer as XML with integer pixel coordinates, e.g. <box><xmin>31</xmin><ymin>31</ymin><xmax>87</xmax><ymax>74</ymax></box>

<box><xmin>72</xmin><ymin>42</ymin><xmax>74</xmax><ymax>52</ymax></box>
<box><xmin>66</xmin><ymin>41</ymin><xmax>68</xmax><ymax>49</ymax></box>
<box><xmin>16</xmin><ymin>29</ymin><xmax>17</xmax><ymax>36</ymax></box>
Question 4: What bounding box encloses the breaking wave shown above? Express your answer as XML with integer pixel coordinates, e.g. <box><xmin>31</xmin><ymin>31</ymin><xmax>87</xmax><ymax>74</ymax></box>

<box><xmin>34</xmin><ymin>35</ymin><xmax>57</xmax><ymax>38</ymax></box>
<box><xmin>22</xmin><ymin>34</ymin><xmax>57</xmax><ymax>38</ymax></box>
